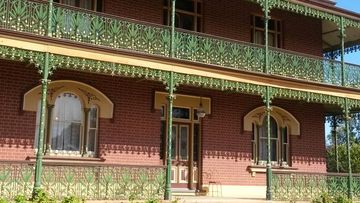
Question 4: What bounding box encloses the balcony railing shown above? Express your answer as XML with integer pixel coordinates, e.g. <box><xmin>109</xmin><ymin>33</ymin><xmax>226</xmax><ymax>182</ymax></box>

<box><xmin>2</xmin><ymin>0</ymin><xmax>360</xmax><ymax>88</ymax></box>
<box><xmin>0</xmin><ymin>161</ymin><xmax>165</xmax><ymax>200</ymax></box>
<box><xmin>272</xmin><ymin>172</ymin><xmax>360</xmax><ymax>201</ymax></box>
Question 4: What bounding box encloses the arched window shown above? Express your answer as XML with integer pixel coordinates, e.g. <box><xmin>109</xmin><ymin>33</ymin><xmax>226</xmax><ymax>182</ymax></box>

<box><xmin>34</xmin><ymin>92</ymin><xmax>99</xmax><ymax>156</ymax></box>
<box><xmin>244</xmin><ymin>106</ymin><xmax>299</xmax><ymax>166</ymax></box>
<box><xmin>28</xmin><ymin>80</ymin><xmax>114</xmax><ymax>157</ymax></box>
<box><xmin>51</xmin><ymin>92</ymin><xmax>83</xmax><ymax>152</ymax></box>
<box><xmin>258</xmin><ymin>117</ymin><xmax>278</xmax><ymax>162</ymax></box>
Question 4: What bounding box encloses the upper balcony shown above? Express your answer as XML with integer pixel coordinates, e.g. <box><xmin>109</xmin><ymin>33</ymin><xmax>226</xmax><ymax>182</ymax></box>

<box><xmin>1</xmin><ymin>0</ymin><xmax>360</xmax><ymax>89</ymax></box>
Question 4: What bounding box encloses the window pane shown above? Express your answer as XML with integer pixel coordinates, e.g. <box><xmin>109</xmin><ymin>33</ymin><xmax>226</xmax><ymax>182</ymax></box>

<box><xmin>34</xmin><ymin>102</ymin><xmax>41</xmax><ymax>148</ymax></box>
<box><xmin>163</xmin><ymin>9</ymin><xmax>169</xmax><ymax>26</ymax></box>
<box><xmin>282</xmin><ymin>127</ymin><xmax>288</xmax><ymax>143</ymax></box>
<box><xmin>51</xmin><ymin>93</ymin><xmax>82</xmax><ymax>152</ymax></box>
<box><xmin>271</xmin><ymin>140</ymin><xmax>277</xmax><ymax>161</ymax></box>
<box><xmin>180</xmin><ymin>126</ymin><xmax>188</xmax><ymax>160</ymax></box>
<box><xmin>171</xmin><ymin>126</ymin><xmax>177</xmax><ymax>159</ymax></box>
<box><xmin>282</xmin><ymin>143</ymin><xmax>287</xmax><ymax>162</ymax></box>
<box><xmin>259</xmin><ymin>139</ymin><xmax>267</xmax><ymax>161</ymax></box>
<box><xmin>177</xmin><ymin>13</ymin><xmax>195</xmax><ymax>30</ymax></box>
<box><xmin>255</xmin><ymin>31</ymin><xmax>264</xmax><ymax>45</ymax></box>
<box><xmin>89</xmin><ymin>107</ymin><xmax>97</xmax><ymax>128</ymax></box>
<box><xmin>176</xmin><ymin>0</ymin><xmax>194</xmax><ymax>12</ymax></box>
<box><xmin>88</xmin><ymin>129</ymin><xmax>96</xmax><ymax>152</ymax></box>
<box><xmin>63</xmin><ymin>0</ymin><xmax>76</xmax><ymax>6</ymax></box>
<box><xmin>80</xmin><ymin>0</ymin><xmax>93</xmax><ymax>10</ymax></box>
<box><xmin>270</xmin><ymin>117</ymin><xmax>278</xmax><ymax>138</ymax></box>
<box><xmin>269</xmin><ymin>33</ymin><xmax>275</xmax><ymax>47</ymax></box>
<box><xmin>259</xmin><ymin>139</ymin><xmax>277</xmax><ymax>161</ymax></box>
<box><xmin>163</xmin><ymin>0</ymin><xmax>169</xmax><ymax>6</ymax></box>
<box><xmin>173</xmin><ymin>107</ymin><xmax>190</xmax><ymax>119</ymax></box>
<box><xmin>255</xmin><ymin>16</ymin><xmax>264</xmax><ymax>28</ymax></box>
<box><xmin>96</xmin><ymin>0</ymin><xmax>103</xmax><ymax>12</ymax></box>
<box><xmin>269</xmin><ymin>19</ymin><xmax>275</xmax><ymax>30</ymax></box>
<box><xmin>197</xmin><ymin>2</ymin><xmax>201</xmax><ymax>14</ymax></box>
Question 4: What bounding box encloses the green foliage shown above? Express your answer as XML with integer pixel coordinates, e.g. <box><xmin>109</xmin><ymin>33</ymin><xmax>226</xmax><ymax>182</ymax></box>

<box><xmin>0</xmin><ymin>198</ymin><xmax>9</xmax><ymax>203</ymax></box>
<box><xmin>311</xmin><ymin>193</ymin><xmax>352</xmax><ymax>203</ymax></box>
<box><xmin>61</xmin><ymin>196</ymin><xmax>84</xmax><ymax>203</ymax></box>
<box><xmin>144</xmin><ymin>199</ymin><xmax>159</xmax><ymax>203</ymax></box>
<box><xmin>31</xmin><ymin>189</ymin><xmax>56</xmax><ymax>203</ymax></box>
<box><xmin>14</xmin><ymin>194</ymin><xmax>27</xmax><ymax>203</ymax></box>
<box><xmin>327</xmin><ymin>142</ymin><xmax>360</xmax><ymax>173</ymax></box>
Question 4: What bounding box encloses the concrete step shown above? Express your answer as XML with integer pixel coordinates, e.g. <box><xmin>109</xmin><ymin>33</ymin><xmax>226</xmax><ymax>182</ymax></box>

<box><xmin>172</xmin><ymin>188</ymin><xmax>197</xmax><ymax>196</ymax></box>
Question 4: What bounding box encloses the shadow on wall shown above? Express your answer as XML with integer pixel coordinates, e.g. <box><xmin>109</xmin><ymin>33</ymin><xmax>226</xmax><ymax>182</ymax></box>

<box><xmin>99</xmin><ymin>144</ymin><xmax>160</xmax><ymax>158</ymax></box>
<box><xmin>0</xmin><ymin>138</ymin><xmax>34</xmax><ymax>149</ymax></box>
<box><xmin>204</xmin><ymin>150</ymin><xmax>252</xmax><ymax>162</ymax></box>
<box><xmin>292</xmin><ymin>155</ymin><xmax>326</xmax><ymax>166</ymax></box>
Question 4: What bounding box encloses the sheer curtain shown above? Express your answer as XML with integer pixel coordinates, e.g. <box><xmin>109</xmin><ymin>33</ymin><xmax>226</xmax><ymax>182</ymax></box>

<box><xmin>259</xmin><ymin>117</ymin><xmax>278</xmax><ymax>162</ymax></box>
<box><xmin>51</xmin><ymin>93</ymin><xmax>82</xmax><ymax>152</ymax></box>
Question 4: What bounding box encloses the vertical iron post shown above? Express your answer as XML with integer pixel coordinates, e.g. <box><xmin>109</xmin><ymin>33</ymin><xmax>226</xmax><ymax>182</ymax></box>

<box><xmin>264</xmin><ymin>0</ymin><xmax>270</xmax><ymax>74</ymax></box>
<box><xmin>165</xmin><ymin>0</ymin><xmax>176</xmax><ymax>200</ymax></box>
<box><xmin>344</xmin><ymin>98</ymin><xmax>353</xmax><ymax>199</ymax></box>
<box><xmin>33</xmin><ymin>53</ymin><xmax>50</xmax><ymax>194</ymax></box>
<box><xmin>33</xmin><ymin>0</ymin><xmax>53</xmax><ymax>196</ymax></box>
<box><xmin>265</xmin><ymin>86</ymin><xmax>272</xmax><ymax>200</ymax></box>
<box><xmin>164</xmin><ymin>72</ymin><xmax>175</xmax><ymax>200</ymax></box>
<box><xmin>340</xmin><ymin>17</ymin><xmax>346</xmax><ymax>86</ymax></box>
<box><xmin>332</xmin><ymin>116</ymin><xmax>339</xmax><ymax>173</ymax></box>
<box><xmin>263</xmin><ymin>0</ymin><xmax>272</xmax><ymax>200</ymax></box>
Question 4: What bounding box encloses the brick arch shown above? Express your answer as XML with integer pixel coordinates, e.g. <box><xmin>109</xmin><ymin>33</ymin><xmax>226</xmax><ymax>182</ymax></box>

<box><xmin>23</xmin><ymin>80</ymin><xmax>114</xmax><ymax>118</ymax></box>
<box><xmin>243</xmin><ymin>106</ymin><xmax>300</xmax><ymax>136</ymax></box>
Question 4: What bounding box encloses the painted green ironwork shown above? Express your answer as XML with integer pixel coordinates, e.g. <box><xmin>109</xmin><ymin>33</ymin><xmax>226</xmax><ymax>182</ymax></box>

<box><xmin>33</xmin><ymin>52</ymin><xmax>49</xmax><ymax>194</ymax></box>
<box><xmin>344</xmin><ymin>98</ymin><xmax>353</xmax><ymax>199</ymax></box>
<box><xmin>251</xmin><ymin>0</ymin><xmax>360</xmax><ymax>29</ymax></box>
<box><xmin>271</xmin><ymin>172</ymin><xmax>360</xmax><ymax>201</ymax></box>
<box><xmin>2</xmin><ymin>44</ymin><xmax>360</xmax><ymax>110</ymax></box>
<box><xmin>33</xmin><ymin>0</ymin><xmax>53</xmax><ymax>195</ymax></box>
<box><xmin>0</xmin><ymin>0</ymin><xmax>48</xmax><ymax>35</ymax></box>
<box><xmin>0</xmin><ymin>0</ymin><xmax>359</xmax><ymax>88</ymax></box>
<box><xmin>0</xmin><ymin>162</ymin><xmax>165</xmax><ymax>200</ymax></box>
<box><xmin>164</xmin><ymin>0</ymin><xmax>176</xmax><ymax>200</ymax></box>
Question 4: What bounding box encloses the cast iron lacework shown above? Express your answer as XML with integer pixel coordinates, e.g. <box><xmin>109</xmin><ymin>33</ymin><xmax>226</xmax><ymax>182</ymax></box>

<box><xmin>2</xmin><ymin>44</ymin><xmax>360</xmax><ymax>109</ymax></box>
<box><xmin>272</xmin><ymin>173</ymin><xmax>360</xmax><ymax>201</ymax></box>
<box><xmin>0</xmin><ymin>162</ymin><xmax>165</xmax><ymax>200</ymax></box>
<box><xmin>1</xmin><ymin>0</ymin><xmax>360</xmax><ymax>88</ymax></box>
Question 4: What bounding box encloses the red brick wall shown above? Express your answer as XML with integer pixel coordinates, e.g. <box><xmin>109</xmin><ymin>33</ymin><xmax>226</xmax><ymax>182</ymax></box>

<box><xmin>0</xmin><ymin>62</ymin><xmax>326</xmax><ymax>186</ymax></box>
<box><xmin>177</xmin><ymin>87</ymin><xmax>327</xmax><ymax>186</ymax></box>
<box><xmin>103</xmin><ymin>0</ymin><xmax>323</xmax><ymax>56</ymax></box>
<box><xmin>103</xmin><ymin>0</ymin><xmax>162</xmax><ymax>24</ymax></box>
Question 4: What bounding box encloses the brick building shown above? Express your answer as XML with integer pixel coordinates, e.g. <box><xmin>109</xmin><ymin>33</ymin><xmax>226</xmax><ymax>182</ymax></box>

<box><xmin>1</xmin><ymin>0</ymin><xmax>360</xmax><ymax>201</ymax></box>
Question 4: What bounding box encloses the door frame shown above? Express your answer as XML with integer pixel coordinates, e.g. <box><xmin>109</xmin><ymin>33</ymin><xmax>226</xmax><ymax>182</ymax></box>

<box><xmin>161</xmin><ymin>105</ymin><xmax>201</xmax><ymax>190</ymax></box>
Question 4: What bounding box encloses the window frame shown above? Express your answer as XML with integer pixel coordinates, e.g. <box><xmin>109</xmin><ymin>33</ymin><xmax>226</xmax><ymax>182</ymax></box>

<box><xmin>55</xmin><ymin>0</ymin><xmax>103</xmax><ymax>12</ymax></box>
<box><xmin>34</xmin><ymin>92</ymin><xmax>99</xmax><ymax>157</ymax></box>
<box><xmin>252</xmin><ymin>116</ymin><xmax>290</xmax><ymax>166</ymax></box>
<box><xmin>163</xmin><ymin>0</ymin><xmax>203</xmax><ymax>32</ymax></box>
<box><xmin>251</xmin><ymin>14</ymin><xmax>283</xmax><ymax>48</ymax></box>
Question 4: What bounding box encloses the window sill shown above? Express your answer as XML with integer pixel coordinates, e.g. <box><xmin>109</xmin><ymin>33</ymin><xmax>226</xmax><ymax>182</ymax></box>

<box><xmin>26</xmin><ymin>155</ymin><xmax>105</xmax><ymax>165</ymax></box>
<box><xmin>247</xmin><ymin>165</ymin><xmax>298</xmax><ymax>177</ymax></box>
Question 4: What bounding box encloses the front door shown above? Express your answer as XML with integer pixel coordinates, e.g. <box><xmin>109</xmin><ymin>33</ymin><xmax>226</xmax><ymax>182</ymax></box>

<box><xmin>171</xmin><ymin>123</ymin><xmax>191</xmax><ymax>188</ymax></box>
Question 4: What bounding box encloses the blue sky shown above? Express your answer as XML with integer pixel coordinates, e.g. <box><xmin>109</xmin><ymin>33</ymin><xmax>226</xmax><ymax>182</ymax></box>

<box><xmin>335</xmin><ymin>0</ymin><xmax>360</xmax><ymax>64</ymax></box>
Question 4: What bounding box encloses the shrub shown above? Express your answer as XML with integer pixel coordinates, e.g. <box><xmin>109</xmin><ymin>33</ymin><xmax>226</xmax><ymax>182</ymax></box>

<box><xmin>31</xmin><ymin>188</ymin><xmax>56</xmax><ymax>203</ymax></box>
<box><xmin>61</xmin><ymin>196</ymin><xmax>84</xmax><ymax>203</ymax></box>
<box><xmin>312</xmin><ymin>193</ymin><xmax>352</xmax><ymax>203</ymax></box>
<box><xmin>0</xmin><ymin>198</ymin><xmax>9</xmax><ymax>203</ymax></box>
<box><xmin>14</xmin><ymin>194</ymin><xmax>27</xmax><ymax>203</ymax></box>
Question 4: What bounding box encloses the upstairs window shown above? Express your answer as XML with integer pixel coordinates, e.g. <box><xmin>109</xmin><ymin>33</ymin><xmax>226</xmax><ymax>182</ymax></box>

<box><xmin>54</xmin><ymin>0</ymin><xmax>103</xmax><ymax>12</ymax></box>
<box><xmin>163</xmin><ymin>0</ymin><xmax>202</xmax><ymax>32</ymax></box>
<box><xmin>251</xmin><ymin>15</ymin><xmax>282</xmax><ymax>48</ymax></box>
